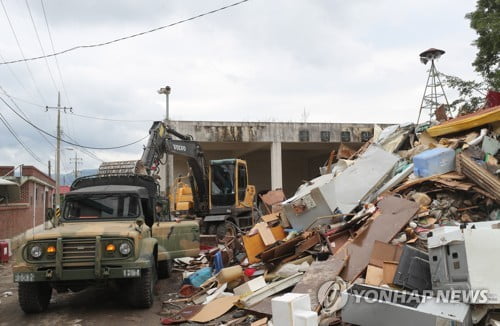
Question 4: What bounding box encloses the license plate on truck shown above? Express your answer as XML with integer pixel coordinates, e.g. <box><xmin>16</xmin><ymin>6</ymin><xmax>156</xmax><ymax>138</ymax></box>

<box><xmin>123</xmin><ymin>269</ymin><xmax>140</xmax><ymax>278</ymax></box>
<box><xmin>14</xmin><ymin>272</ymin><xmax>35</xmax><ymax>282</ymax></box>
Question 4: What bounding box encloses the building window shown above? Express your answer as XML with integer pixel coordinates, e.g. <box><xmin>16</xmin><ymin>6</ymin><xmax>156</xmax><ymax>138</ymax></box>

<box><xmin>361</xmin><ymin>131</ymin><xmax>372</xmax><ymax>142</ymax></box>
<box><xmin>299</xmin><ymin>130</ymin><xmax>309</xmax><ymax>142</ymax></box>
<box><xmin>320</xmin><ymin>131</ymin><xmax>330</xmax><ymax>142</ymax></box>
<box><xmin>341</xmin><ymin>131</ymin><xmax>351</xmax><ymax>142</ymax></box>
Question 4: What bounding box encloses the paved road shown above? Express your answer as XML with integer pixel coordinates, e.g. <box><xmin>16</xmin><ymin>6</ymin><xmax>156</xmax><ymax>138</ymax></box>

<box><xmin>0</xmin><ymin>259</ymin><xmax>184</xmax><ymax>326</ymax></box>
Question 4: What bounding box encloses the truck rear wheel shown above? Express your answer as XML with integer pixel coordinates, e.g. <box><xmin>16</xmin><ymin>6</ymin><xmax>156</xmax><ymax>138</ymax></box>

<box><xmin>128</xmin><ymin>256</ymin><xmax>157</xmax><ymax>308</ymax></box>
<box><xmin>18</xmin><ymin>282</ymin><xmax>52</xmax><ymax>313</ymax></box>
<box><xmin>158</xmin><ymin>259</ymin><xmax>173</xmax><ymax>279</ymax></box>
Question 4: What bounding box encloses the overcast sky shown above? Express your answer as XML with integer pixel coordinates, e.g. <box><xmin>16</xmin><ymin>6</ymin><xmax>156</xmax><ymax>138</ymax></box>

<box><xmin>0</xmin><ymin>0</ymin><xmax>480</xmax><ymax>174</ymax></box>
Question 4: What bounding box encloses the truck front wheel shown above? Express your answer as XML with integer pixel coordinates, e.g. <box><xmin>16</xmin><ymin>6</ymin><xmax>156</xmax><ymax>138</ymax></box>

<box><xmin>128</xmin><ymin>256</ymin><xmax>157</xmax><ymax>308</ymax></box>
<box><xmin>18</xmin><ymin>282</ymin><xmax>52</xmax><ymax>313</ymax></box>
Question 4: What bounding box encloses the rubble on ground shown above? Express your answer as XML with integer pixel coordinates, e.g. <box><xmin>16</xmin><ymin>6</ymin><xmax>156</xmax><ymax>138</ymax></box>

<box><xmin>159</xmin><ymin>105</ymin><xmax>500</xmax><ymax>325</ymax></box>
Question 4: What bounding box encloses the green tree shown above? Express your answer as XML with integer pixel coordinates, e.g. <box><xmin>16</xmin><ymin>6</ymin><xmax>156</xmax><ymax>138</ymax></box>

<box><xmin>466</xmin><ymin>0</ymin><xmax>500</xmax><ymax>90</ymax></box>
<box><xmin>441</xmin><ymin>73</ymin><xmax>487</xmax><ymax>115</ymax></box>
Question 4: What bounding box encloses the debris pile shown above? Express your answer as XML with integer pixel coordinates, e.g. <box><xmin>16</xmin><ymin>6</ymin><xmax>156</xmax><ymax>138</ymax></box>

<box><xmin>160</xmin><ymin>105</ymin><xmax>499</xmax><ymax>325</ymax></box>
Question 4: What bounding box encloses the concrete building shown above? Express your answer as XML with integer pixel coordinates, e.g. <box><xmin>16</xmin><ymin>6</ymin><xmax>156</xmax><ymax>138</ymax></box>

<box><xmin>162</xmin><ymin>120</ymin><xmax>382</xmax><ymax>197</ymax></box>
<box><xmin>0</xmin><ymin>165</ymin><xmax>55</xmax><ymax>241</ymax></box>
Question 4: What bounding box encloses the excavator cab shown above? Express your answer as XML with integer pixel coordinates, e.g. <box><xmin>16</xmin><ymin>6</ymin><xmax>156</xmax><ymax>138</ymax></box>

<box><xmin>209</xmin><ymin>159</ymin><xmax>248</xmax><ymax>209</ymax></box>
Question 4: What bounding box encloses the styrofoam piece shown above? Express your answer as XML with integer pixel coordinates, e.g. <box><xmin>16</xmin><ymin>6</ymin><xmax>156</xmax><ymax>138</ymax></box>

<box><xmin>293</xmin><ymin>310</ymin><xmax>318</xmax><ymax>326</ymax></box>
<box><xmin>271</xmin><ymin>293</ymin><xmax>312</xmax><ymax>326</ymax></box>
<box><xmin>233</xmin><ymin>276</ymin><xmax>266</xmax><ymax>296</ymax></box>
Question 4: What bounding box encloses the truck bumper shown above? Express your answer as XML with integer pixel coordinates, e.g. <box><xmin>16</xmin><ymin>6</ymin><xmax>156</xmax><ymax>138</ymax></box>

<box><xmin>13</xmin><ymin>258</ymin><xmax>151</xmax><ymax>283</ymax></box>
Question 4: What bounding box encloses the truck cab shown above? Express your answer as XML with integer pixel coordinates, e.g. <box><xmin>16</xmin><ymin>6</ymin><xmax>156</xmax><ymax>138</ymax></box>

<box><xmin>12</xmin><ymin>174</ymin><xmax>199</xmax><ymax>313</ymax></box>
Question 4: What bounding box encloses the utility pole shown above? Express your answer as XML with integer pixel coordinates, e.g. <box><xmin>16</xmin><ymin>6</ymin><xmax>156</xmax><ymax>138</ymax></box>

<box><xmin>46</xmin><ymin>92</ymin><xmax>72</xmax><ymax>222</ymax></box>
<box><xmin>48</xmin><ymin>160</ymin><xmax>51</xmax><ymax>177</ymax></box>
<box><xmin>68</xmin><ymin>148</ymin><xmax>83</xmax><ymax>178</ymax></box>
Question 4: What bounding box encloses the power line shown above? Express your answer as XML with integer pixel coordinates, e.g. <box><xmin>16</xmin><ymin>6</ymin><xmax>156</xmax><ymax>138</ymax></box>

<box><xmin>70</xmin><ymin>112</ymin><xmax>154</xmax><ymax>122</ymax></box>
<box><xmin>63</xmin><ymin>133</ymin><xmax>104</xmax><ymax>162</ymax></box>
<box><xmin>25</xmin><ymin>0</ymin><xmax>58</xmax><ymax>92</ymax></box>
<box><xmin>0</xmin><ymin>90</ymin><xmax>153</xmax><ymax>122</ymax></box>
<box><xmin>0</xmin><ymin>86</ymin><xmax>55</xmax><ymax>150</ymax></box>
<box><xmin>0</xmin><ymin>0</ymin><xmax>250</xmax><ymax>65</ymax></box>
<box><xmin>0</xmin><ymin>51</ymin><xmax>32</xmax><ymax>97</ymax></box>
<box><xmin>0</xmin><ymin>0</ymin><xmax>47</xmax><ymax>104</ymax></box>
<box><xmin>1</xmin><ymin>95</ymin><xmax>149</xmax><ymax>150</ymax></box>
<box><xmin>40</xmin><ymin>0</ymin><xmax>72</xmax><ymax>106</ymax></box>
<box><xmin>0</xmin><ymin>111</ymin><xmax>44</xmax><ymax>165</ymax></box>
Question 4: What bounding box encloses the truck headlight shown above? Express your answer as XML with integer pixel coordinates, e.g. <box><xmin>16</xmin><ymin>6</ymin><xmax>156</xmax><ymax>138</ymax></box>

<box><xmin>119</xmin><ymin>242</ymin><xmax>131</xmax><ymax>256</ymax></box>
<box><xmin>30</xmin><ymin>245</ymin><xmax>43</xmax><ymax>259</ymax></box>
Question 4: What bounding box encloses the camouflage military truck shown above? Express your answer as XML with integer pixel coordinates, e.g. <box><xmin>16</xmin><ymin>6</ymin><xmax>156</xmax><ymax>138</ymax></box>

<box><xmin>12</xmin><ymin>174</ymin><xmax>200</xmax><ymax>313</ymax></box>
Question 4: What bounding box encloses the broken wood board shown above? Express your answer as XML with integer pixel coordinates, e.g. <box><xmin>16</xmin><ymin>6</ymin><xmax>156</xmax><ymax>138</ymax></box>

<box><xmin>369</xmin><ymin>241</ymin><xmax>403</xmax><ymax>268</ymax></box>
<box><xmin>292</xmin><ymin>254</ymin><xmax>347</xmax><ymax>310</ymax></box>
<box><xmin>242</xmin><ymin>225</ymin><xmax>287</xmax><ymax>264</ymax></box>
<box><xmin>456</xmin><ymin>152</ymin><xmax>500</xmax><ymax>202</ymax></box>
<box><xmin>255</xmin><ymin>222</ymin><xmax>276</xmax><ymax>246</ymax></box>
<box><xmin>260</xmin><ymin>189</ymin><xmax>286</xmax><ymax>206</ymax></box>
<box><xmin>189</xmin><ymin>295</ymin><xmax>240</xmax><ymax>323</ymax></box>
<box><xmin>261</xmin><ymin>213</ymin><xmax>280</xmax><ymax>223</ymax></box>
<box><xmin>281</xmin><ymin>233</ymin><xmax>321</xmax><ymax>264</ymax></box>
<box><xmin>260</xmin><ymin>189</ymin><xmax>286</xmax><ymax>214</ymax></box>
<box><xmin>366</xmin><ymin>265</ymin><xmax>384</xmax><ymax>286</ymax></box>
<box><xmin>338</xmin><ymin>143</ymin><xmax>356</xmax><ymax>159</ymax></box>
<box><xmin>334</xmin><ymin>196</ymin><xmax>420</xmax><ymax>282</ymax></box>
<box><xmin>383</xmin><ymin>261</ymin><xmax>398</xmax><ymax>285</ymax></box>
<box><xmin>260</xmin><ymin>236</ymin><xmax>304</xmax><ymax>264</ymax></box>
<box><xmin>392</xmin><ymin>172</ymin><xmax>465</xmax><ymax>193</ymax></box>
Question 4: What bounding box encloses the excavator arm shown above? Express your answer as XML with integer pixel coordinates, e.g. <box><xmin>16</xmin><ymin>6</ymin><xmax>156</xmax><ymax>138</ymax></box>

<box><xmin>99</xmin><ymin>121</ymin><xmax>210</xmax><ymax>216</ymax></box>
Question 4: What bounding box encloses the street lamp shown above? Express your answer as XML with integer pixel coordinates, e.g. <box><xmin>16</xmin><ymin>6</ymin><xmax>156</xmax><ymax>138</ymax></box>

<box><xmin>157</xmin><ymin>86</ymin><xmax>171</xmax><ymax>122</ymax></box>
<box><xmin>157</xmin><ymin>86</ymin><xmax>172</xmax><ymax>204</ymax></box>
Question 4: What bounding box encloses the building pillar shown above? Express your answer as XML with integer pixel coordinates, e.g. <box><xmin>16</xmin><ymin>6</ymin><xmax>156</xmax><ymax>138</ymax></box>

<box><xmin>167</xmin><ymin>154</ymin><xmax>174</xmax><ymax>194</ymax></box>
<box><xmin>159</xmin><ymin>154</ymin><xmax>167</xmax><ymax>195</ymax></box>
<box><xmin>271</xmin><ymin>141</ymin><xmax>282</xmax><ymax>190</ymax></box>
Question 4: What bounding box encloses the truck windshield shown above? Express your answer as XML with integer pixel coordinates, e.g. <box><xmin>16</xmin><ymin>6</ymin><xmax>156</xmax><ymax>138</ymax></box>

<box><xmin>63</xmin><ymin>194</ymin><xmax>141</xmax><ymax>220</ymax></box>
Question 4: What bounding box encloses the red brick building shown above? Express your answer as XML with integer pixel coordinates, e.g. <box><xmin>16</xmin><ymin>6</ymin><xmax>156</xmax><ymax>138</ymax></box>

<box><xmin>0</xmin><ymin>165</ymin><xmax>55</xmax><ymax>240</ymax></box>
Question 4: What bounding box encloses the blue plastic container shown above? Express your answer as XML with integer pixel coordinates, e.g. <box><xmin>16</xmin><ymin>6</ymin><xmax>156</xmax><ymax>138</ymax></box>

<box><xmin>413</xmin><ymin>148</ymin><xmax>456</xmax><ymax>177</ymax></box>
<box><xmin>185</xmin><ymin>267</ymin><xmax>212</xmax><ymax>287</ymax></box>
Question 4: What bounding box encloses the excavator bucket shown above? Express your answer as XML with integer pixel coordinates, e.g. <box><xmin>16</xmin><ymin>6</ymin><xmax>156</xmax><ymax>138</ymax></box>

<box><xmin>98</xmin><ymin>160</ymin><xmax>147</xmax><ymax>176</ymax></box>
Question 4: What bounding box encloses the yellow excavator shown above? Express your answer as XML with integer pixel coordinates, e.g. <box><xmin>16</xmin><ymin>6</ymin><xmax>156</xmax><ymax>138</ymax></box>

<box><xmin>99</xmin><ymin>121</ymin><xmax>258</xmax><ymax>237</ymax></box>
